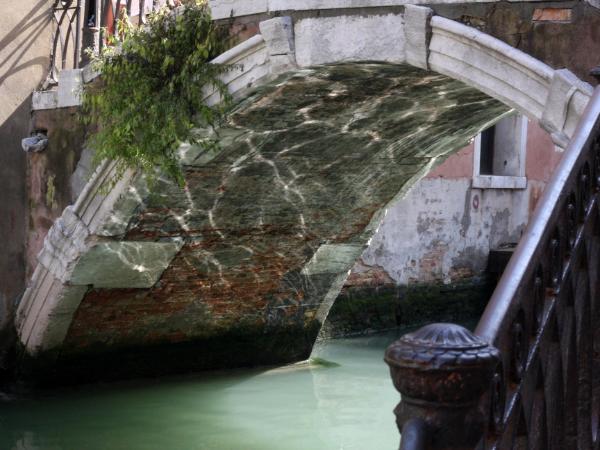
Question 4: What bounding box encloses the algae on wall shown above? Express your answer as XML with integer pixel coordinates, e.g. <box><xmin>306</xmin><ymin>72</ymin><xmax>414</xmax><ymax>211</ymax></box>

<box><xmin>322</xmin><ymin>276</ymin><xmax>493</xmax><ymax>338</ymax></box>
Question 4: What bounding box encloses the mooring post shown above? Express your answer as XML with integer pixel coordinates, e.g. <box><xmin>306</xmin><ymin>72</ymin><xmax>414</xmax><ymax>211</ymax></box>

<box><xmin>384</xmin><ymin>323</ymin><xmax>500</xmax><ymax>450</ymax></box>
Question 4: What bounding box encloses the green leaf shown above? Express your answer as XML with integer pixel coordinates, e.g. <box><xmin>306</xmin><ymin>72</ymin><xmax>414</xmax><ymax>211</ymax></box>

<box><xmin>81</xmin><ymin>3</ymin><xmax>230</xmax><ymax>187</ymax></box>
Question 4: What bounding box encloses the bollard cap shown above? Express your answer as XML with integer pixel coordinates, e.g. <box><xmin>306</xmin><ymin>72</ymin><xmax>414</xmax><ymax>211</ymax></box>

<box><xmin>385</xmin><ymin>323</ymin><xmax>500</xmax><ymax>403</ymax></box>
<box><xmin>385</xmin><ymin>323</ymin><xmax>497</xmax><ymax>369</ymax></box>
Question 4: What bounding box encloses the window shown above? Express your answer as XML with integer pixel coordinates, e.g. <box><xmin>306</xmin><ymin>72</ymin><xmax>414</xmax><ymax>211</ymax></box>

<box><xmin>472</xmin><ymin>114</ymin><xmax>528</xmax><ymax>189</ymax></box>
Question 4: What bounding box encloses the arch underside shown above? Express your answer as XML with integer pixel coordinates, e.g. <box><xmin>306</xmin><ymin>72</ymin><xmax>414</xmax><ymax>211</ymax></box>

<box><xmin>17</xmin><ymin>6</ymin><xmax>593</xmax><ymax>379</ymax></box>
<box><xmin>20</xmin><ymin>63</ymin><xmax>510</xmax><ymax>379</ymax></box>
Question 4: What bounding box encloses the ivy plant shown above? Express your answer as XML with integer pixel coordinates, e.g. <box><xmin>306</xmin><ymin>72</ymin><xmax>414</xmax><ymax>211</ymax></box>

<box><xmin>82</xmin><ymin>1</ymin><xmax>231</xmax><ymax>186</ymax></box>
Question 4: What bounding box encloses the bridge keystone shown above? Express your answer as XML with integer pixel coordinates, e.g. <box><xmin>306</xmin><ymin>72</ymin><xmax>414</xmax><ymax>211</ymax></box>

<box><xmin>259</xmin><ymin>16</ymin><xmax>298</xmax><ymax>75</ymax></box>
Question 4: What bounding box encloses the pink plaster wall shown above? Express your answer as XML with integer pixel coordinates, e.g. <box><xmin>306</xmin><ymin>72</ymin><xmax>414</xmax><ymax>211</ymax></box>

<box><xmin>425</xmin><ymin>120</ymin><xmax>560</xmax><ymax>183</ymax></box>
<box><xmin>426</xmin><ymin>143</ymin><xmax>474</xmax><ymax>179</ymax></box>
<box><xmin>525</xmin><ymin>119</ymin><xmax>562</xmax><ymax>182</ymax></box>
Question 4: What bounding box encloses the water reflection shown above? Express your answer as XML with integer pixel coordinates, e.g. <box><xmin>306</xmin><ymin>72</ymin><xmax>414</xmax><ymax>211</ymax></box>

<box><xmin>0</xmin><ymin>331</ymin><xmax>403</xmax><ymax>450</ymax></box>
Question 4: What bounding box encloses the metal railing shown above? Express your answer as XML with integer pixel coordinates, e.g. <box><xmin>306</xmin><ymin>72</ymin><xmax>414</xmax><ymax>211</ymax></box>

<box><xmin>386</xmin><ymin>82</ymin><xmax>600</xmax><ymax>449</ymax></box>
<box><xmin>48</xmin><ymin>0</ymin><xmax>166</xmax><ymax>83</ymax></box>
<box><xmin>49</xmin><ymin>0</ymin><xmax>83</xmax><ymax>83</ymax></box>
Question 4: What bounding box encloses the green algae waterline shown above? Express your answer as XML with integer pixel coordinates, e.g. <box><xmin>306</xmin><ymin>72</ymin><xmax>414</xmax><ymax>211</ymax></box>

<box><xmin>0</xmin><ymin>332</ymin><xmax>401</xmax><ymax>450</ymax></box>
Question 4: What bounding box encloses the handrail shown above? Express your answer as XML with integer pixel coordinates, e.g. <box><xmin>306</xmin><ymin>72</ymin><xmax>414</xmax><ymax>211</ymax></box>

<box><xmin>475</xmin><ymin>86</ymin><xmax>600</xmax><ymax>343</ymax></box>
<box><xmin>386</xmin><ymin>85</ymin><xmax>600</xmax><ymax>449</ymax></box>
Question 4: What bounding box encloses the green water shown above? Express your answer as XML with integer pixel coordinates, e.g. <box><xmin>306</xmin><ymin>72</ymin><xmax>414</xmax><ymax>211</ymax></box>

<box><xmin>0</xmin><ymin>331</ymin><xmax>403</xmax><ymax>450</ymax></box>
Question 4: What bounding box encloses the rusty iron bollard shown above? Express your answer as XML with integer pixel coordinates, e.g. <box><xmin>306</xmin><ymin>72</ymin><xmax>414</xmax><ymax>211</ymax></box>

<box><xmin>385</xmin><ymin>323</ymin><xmax>500</xmax><ymax>450</ymax></box>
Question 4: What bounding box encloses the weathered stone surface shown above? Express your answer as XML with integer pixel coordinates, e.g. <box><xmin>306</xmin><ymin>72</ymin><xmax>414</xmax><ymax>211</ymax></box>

<box><xmin>37</xmin><ymin>206</ymin><xmax>90</xmax><ymax>284</ymax></box>
<box><xmin>209</xmin><ymin>0</ymin><xmax>550</xmax><ymax>20</ymax></box>
<box><xmin>18</xmin><ymin>271</ymin><xmax>88</xmax><ymax>354</ymax></box>
<box><xmin>209</xmin><ymin>0</ymin><xmax>268</xmax><ymax>20</ymax></box>
<box><xmin>210</xmin><ymin>7</ymin><xmax>592</xmax><ymax>142</ymax></box>
<box><xmin>211</xmin><ymin>0</ymin><xmax>600</xmax><ymax>92</ymax></box>
<box><xmin>16</xmin><ymin>160</ymin><xmax>137</xmax><ymax>355</ymax></box>
<box><xmin>295</xmin><ymin>15</ymin><xmax>406</xmax><ymax>66</ymax></box>
<box><xmin>542</xmin><ymin>69</ymin><xmax>594</xmax><ymax>144</ymax></box>
<box><xmin>33</xmin><ymin>67</ymin><xmax>98</xmax><ymax>111</ymax></box>
<box><xmin>259</xmin><ymin>17</ymin><xmax>298</xmax><ymax>76</ymax></box>
<box><xmin>429</xmin><ymin>16</ymin><xmax>554</xmax><ymax>122</ymax></box>
<box><xmin>70</xmin><ymin>241</ymin><xmax>184</xmax><ymax>288</ymax></box>
<box><xmin>464</xmin><ymin>1</ymin><xmax>600</xmax><ymax>85</ymax></box>
<box><xmin>11</xmin><ymin>1</ymin><xmax>600</xmax><ymax>381</ymax></box>
<box><xmin>57</xmin><ymin>69</ymin><xmax>83</xmax><ymax>108</ymax></box>
<box><xmin>32</xmin><ymin>90</ymin><xmax>58</xmax><ymax>111</ymax></box>
<box><xmin>70</xmin><ymin>147</ymin><xmax>94</xmax><ymax>202</ymax></box>
<box><xmin>204</xmin><ymin>35</ymin><xmax>271</xmax><ymax>105</ymax></box>
<box><xmin>27</xmin><ymin>107</ymin><xmax>87</xmax><ymax>276</ymax></box>
<box><xmin>301</xmin><ymin>244</ymin><xmax>364</xmax><ymax>275</ymax></box>
<box><xmin>259</xmin><ymin>16</ymin><xmax>295</xmax><ymax>56</ymax></box>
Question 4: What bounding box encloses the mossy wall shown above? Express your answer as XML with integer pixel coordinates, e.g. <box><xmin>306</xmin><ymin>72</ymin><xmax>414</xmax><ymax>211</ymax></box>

<box><xmin>26</xmin><ymin>107</ymin><xmax>86</xmax><ymax>278</ymax></box>
<box><xmin>323</xmin><ymin>276</ymin><xmax>493</xmax><ymax>338</ymax></box>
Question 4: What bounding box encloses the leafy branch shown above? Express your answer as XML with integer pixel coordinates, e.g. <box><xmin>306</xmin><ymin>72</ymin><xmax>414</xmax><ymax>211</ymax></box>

<box><xmin>82</xmin><ymin>1</ymin><xmax>231</xmax><ymax>186</ymax></box>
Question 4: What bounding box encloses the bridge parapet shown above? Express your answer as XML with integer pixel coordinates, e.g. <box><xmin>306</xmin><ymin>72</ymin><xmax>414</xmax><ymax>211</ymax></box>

<box><xmin>218</xmin><ymin>2</ymin><xmax>598</xmax><ymax>141</ymax></box>
<box><xmin>208</xmin><ymin>0</ymin><xmax>600</xmax><ymax>20</ymax></box>
<box><xmin>37</xmin><ymin>4</ymin><xmax>594</xmax><ymax>141</ymax></box>
<box><xmin>210</xmin><ymin>5</ymin><xmax>592</xmax><ymax>143</ymax></box>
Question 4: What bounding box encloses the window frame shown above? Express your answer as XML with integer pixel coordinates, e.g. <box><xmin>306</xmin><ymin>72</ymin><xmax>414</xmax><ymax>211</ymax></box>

<box><xmin>472</xmin><ymin>114</ymin><xmax>528</xmax><ymax>190</ymax></box>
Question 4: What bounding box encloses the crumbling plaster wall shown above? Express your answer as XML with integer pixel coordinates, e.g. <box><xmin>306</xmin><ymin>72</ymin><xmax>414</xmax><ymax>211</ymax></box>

<box><xmin>26</xmin><ymin>107</ymin><xmax>87</xmax><ymax>278</ymax></box>
<box><xmin>345</xmin><ymin>119</ymin><xmax>560</xmax><ymax>288</ymax></box>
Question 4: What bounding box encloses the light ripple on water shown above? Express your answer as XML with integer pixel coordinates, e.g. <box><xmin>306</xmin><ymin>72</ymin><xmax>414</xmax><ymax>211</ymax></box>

<box><xmin>0</xmin><ymin>331</ymin><xmax>403</xmax><ymax>450</ymax></box>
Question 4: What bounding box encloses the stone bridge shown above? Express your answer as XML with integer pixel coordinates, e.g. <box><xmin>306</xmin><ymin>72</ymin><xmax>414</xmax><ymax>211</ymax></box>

<box><xmin>15</xmin><ymin>1</ymin><xmax>597</xmax><ymax>380</ymax></box>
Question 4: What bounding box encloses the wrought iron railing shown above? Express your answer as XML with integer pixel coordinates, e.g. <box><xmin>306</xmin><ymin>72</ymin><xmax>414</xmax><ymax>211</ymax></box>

<box><xmin>48</xmin><ymin>0</ymin><xmax>166</xmax><ymax>83</ymax></box>
<box><xmin>49</xmin><ymin>0</ymin><xmax>83</xmax><ymax>83</ymax></box>
<box><xmin>386</xmin><ymin>83</ymin><xmax>600</xmax><ymax>449</ymax></box>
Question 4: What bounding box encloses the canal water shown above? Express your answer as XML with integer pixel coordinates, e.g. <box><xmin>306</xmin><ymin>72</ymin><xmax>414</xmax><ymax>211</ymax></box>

<box><xmin>0</xmin><ymin>331</ymin><xmax>405</xmax><ymax>450</ymax></box>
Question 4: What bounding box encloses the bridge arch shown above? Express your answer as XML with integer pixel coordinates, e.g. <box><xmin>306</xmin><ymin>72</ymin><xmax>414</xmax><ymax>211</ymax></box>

<box><xmin>16</xmin><ymin>6</ymin><xmax>594</xmax><ymax>378</ymax></box>
<box><xmin>205</xmin><ymin>6</ymin><xmax>592</xmax><ymax>145</ymax></box>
